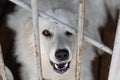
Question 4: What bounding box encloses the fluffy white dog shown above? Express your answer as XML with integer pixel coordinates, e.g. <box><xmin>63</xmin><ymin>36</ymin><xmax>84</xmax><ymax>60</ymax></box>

<box><xmin>7</xmin><ymin>0</ymin><xmax>120</xmax><ymax>80</ymax></box>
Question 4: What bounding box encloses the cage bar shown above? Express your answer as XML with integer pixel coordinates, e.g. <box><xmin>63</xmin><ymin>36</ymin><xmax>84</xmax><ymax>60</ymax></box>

<box><xmin>108</xmin><ymin>13</ymin><xmax>120</xmax><ymax>80</ymax></box>
<box><xmin>75</xmin><ymin>0</ymin><xmax>85</xmax><ymax>80</ymax></box>
<box><xmin>83</xmin><ymin>34</ymin><xmax>112</xmax><ymax>55</ymax></box>
<box><xmin>0</xmin><ymin>45</ymin><xmax>7</xmax><ymax>80</ymax></box>
<box><xmin>31</xmin><ymin>0</ymin><xmax>43</xmax><ymax>80</ymax></box>
<box><xmin>9</xmin><ymin>0</ymin><xmax>31</xmax><ymax>11</ymax></box>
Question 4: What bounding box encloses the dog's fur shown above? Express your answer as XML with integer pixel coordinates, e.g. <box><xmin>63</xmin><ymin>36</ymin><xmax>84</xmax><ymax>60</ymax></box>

<box><xmin>7</xmin><ymin>0</ymin><xmax>120</xmax><ymax>80</ymax></box>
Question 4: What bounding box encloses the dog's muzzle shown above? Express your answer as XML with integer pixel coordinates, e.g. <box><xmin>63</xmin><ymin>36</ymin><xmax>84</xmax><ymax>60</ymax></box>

<box><xmin>50</xmin><ymin>49</ymin><xmax>70</xmax><ymax>74</ymax></box>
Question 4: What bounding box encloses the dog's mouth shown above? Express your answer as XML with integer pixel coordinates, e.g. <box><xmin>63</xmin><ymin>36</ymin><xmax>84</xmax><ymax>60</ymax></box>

<box><xmin>50</xmin><ymin>61</ymin><xmax>70</xmax><ymax>74</ymax></box>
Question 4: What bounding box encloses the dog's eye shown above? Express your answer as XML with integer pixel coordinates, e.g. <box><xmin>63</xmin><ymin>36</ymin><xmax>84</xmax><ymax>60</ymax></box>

<box><xmin>65</xmin><ymin>31</ymin><xmax>73</xmax><ymax>37</ymax></box>
<box><xmin>42</xmin><ymin>30</ymin><xmax>52</xmax><ymax>37</ymax></box>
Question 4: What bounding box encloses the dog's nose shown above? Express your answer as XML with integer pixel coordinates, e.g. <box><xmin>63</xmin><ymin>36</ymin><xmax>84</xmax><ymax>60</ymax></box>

<box><xmin>55</xmin><ymin>49</ymin><xmax>69</xmax><ymax>61</ymax></box>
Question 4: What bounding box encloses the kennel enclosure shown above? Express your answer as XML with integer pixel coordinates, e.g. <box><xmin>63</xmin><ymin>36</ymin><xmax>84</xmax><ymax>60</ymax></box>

<box><xmin>0</xmin><ymin>0</ymin><xmax>120</xmax><ymax>80</ymax></box>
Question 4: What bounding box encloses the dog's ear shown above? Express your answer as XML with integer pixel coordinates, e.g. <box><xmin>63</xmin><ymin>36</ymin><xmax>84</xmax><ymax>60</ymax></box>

<box><xmin>0</xmin><ymin>0</ymin><xmax>8</xmax><ymax>7</ymax></box>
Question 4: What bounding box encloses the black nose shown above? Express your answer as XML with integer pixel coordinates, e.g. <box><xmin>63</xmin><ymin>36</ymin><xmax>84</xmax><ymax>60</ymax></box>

<box><xmin>55</xmin><ymin>49</ymin><xmax>69</xmax><ymax>61</ymax></box>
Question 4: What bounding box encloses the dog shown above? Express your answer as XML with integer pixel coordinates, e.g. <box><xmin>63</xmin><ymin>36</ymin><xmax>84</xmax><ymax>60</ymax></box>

<box><xmin>7</xmin><ymin>0</ymin><xmax>120</xmax><ymax>80</ymax></box>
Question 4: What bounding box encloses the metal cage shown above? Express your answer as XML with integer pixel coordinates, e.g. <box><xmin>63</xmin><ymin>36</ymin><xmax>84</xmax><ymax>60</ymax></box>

<box><xmin>0</xmin><ymin>0</ymin><xmax>120</xmax><ymax>80</ymax></box>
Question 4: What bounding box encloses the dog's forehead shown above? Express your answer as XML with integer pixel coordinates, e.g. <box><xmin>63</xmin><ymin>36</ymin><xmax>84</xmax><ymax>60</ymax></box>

<box><xmin>39</xmin><ymin>9</ymin><xmax>78</xmax><ymax>32</ymax></box>
<box><xmin>39</xmin><ymin>19</ymin><xmax>67</xmax><ymax>35</ymax></box>
<box><xmin>45</xmin><ymin>9</ymin><xmax>78</xmax><ymax>26</ymax></box>
<box><xmin>39</xmin><ymin>18</ymin><xmax>59</xmax><ymax>30</ymax></box>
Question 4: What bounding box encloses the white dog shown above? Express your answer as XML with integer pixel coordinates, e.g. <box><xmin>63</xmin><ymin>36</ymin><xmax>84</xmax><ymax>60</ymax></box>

<box><xmin>7</xmin><ymin>0</ymin><xmax>120</xmax><ymax>80</ymax></box>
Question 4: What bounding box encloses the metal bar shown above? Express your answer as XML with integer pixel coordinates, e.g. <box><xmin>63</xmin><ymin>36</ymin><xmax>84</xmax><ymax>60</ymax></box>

<box><xmin>0</xmin><ymin>45</ymin><xmax>7</xmax><ymax>80</ymax></box>
<box><xmin>83</xmin><ymin>34</ymin><xmax>112</xmax><ymax>55</ymax></box>
<box><xmin>31</xmin><ymin>0</ymin><xmax>42</xmax><ymax>80</ymax></box>
<box><xmin>9</xmin><ymin>0</ymin><xmax>31</xmax><ymax>11</ymax></box>
<box><xmin>75</xmin><ymin>0</ymin><xmax>85</xmax><ymax>80</ymax></box>
<box><xmin>108</xmin><ymin>13</ymin><xmax>120</xmax><ymax>80</ymax></box>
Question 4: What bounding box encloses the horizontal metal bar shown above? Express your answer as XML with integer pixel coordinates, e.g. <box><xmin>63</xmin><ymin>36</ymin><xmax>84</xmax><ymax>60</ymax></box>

<box><xmin>10</xmin><ymin>0</ymin><xmax>31</xmax><ymax>11</ymax></box>
<box><xmin>83</xmin><ymin>34</ymin><xmax>112</xmax><ymax>55</ymax></box>
<box><xmin>9</xmin><ymin>0</ymin><xmax>77</xmax><ymax>34</ymax></box>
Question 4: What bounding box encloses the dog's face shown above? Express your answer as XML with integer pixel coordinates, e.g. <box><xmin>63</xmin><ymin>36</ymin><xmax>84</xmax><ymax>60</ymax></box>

<box><xmin>39</xmin><ymin>9</ymin><xmax>77</xmax><ymax>74</ymax></box>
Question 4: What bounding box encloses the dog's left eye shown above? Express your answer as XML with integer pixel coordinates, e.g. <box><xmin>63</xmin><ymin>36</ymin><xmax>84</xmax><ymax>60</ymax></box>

<box><xmin>65</xmin><ymin>31</ymin><xmax>73</xmax><ymax>37</ymax></box>
<box><xmin>42</xmin><ymin>30</ymin><xmax>52</xmax><ymax>37</ymax></box>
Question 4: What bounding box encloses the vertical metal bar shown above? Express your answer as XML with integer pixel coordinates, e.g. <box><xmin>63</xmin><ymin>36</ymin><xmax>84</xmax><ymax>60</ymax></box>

<box><xmin>76</xmin><ymin>0</ymin><xmax>85</xmax><ymax>80</ymax></box>
<box><xmin>108</xmin><ymin>13</ymin><xmax>120</xmax><ymax>80</ymax></box>
<box><xmin>31</xmin><ymin>0</ymin><xmax>42</xmax><ymax>80</ymax></box>
<box><xmin>0</xmin><ymin>45</ymin><xmax>7</xmax><ymax>80</ymax></box>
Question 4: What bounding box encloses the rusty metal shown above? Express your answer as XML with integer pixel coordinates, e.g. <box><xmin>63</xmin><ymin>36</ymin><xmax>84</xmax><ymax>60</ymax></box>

<box><xmin>31</xmin><ymin>0</ymin><xmax>43</xmax><ymax>80</ymax></box>
<box><xmin>75</xmin><ymin>0</ymin><xmax>85</xmax><ymax>80</ymax></box>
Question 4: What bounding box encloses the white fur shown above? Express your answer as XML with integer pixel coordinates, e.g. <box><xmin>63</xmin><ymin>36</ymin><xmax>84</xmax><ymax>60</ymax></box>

<box><xmin>7</xmin><ymin>0</ymin><xmax>120</xmax><ymax>80</ymax></box>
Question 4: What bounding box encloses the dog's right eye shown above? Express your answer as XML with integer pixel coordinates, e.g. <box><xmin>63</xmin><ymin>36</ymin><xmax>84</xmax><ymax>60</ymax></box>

<box><xmin>65</xmin><ymin>31</ymin><xmax>73</xmax><ymax>37</ymax></box>
<box><xmin>42</xmin><ymin>30</ymin><xmax>52</xmax><ymax>37</ymax></box>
